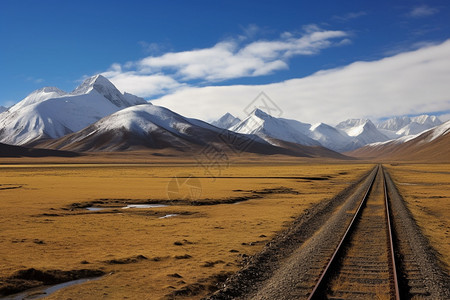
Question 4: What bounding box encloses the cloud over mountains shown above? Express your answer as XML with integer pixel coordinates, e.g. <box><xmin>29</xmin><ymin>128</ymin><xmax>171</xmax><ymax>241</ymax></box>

<box><xmin>149</xmin><ymin>39</ymin><xmax>450</xmax><ymax>124</ymax></box>
<box><xmin>102</xmin><ymin>26</ymin><xmax>349</xmax><ymax>97</ymax></box>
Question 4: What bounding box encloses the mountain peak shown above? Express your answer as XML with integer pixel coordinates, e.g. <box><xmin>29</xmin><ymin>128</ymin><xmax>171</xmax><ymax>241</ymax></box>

<box><xmin>72</xmin><ymin>74</ymin><xmax>117</xmax><ymax>95</ymax></box>
<box><xmin>211</xmin><ymin>112</ymin><xmax>241</xmax><ymax>129</ymax></box>
<box><xmin>336</xmin><ymin>118</ymin><xmax>371</xmax><ymax>129</ymax></box>
<box><xmin>252</xmin><ymin>108</ymin><xmax>272</xmax><ymax>118</ymax></box>
<box><xmin>72</xmin><ymin>74</ymin><xmax>146</xmax><ymax>107</ymax></box>
<box><xmin>411</xmin><ymin>114</ymin><xmax>441</xmax><ymax>125</ymax></box>
<box><xmin>35</xmin><ymin>86</ymin><xmax>67</xmax><ymax>95</ymax></box>
<box><xmin>310</xmin><ymin>122</ymin><xmax>326</xmax><ymax>131</ymax></box>
<box><xmin>377</xmin><ymin>114</ymin><xmax>442</xmax><ymax>135</ymax></box>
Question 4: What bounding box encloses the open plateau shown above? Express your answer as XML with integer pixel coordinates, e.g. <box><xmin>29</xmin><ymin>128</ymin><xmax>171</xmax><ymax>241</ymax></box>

<box><xmin>0</xmin><ymin>74</ymin><xmax>448</xmax><ymax>300</ymax></box>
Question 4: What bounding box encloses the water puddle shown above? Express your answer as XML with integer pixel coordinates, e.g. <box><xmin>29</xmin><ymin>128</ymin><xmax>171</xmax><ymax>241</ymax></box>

<box><xmin>122</xmin><ymin>204</ymin><xmax>167</xmax><ymax>209</ymax></box>
<box><xmin>86</xmin><ymin>204</ymin><xmax>168</xmax><ymax>211</ymax></box>
<box><xmin>1</xmin><ymin>277</ymin><xmax>101</xmax><ymax>300</ymax></box>
<box><xmin>86</xmin><ymin>207</ymin><xmax>106</xmax><ymax>211</ymax></box>
<box><xmin>159</xmin><ymin>214</ymin><xmax>178</xmax><ymax>219</ymax></box>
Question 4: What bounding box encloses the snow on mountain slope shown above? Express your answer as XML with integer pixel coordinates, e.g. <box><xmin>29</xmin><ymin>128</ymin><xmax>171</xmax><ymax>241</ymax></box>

<box><xmin>211</xmin><ymin>113</ymin><xmax>241</xmax><ymax>129</ymax></box>
<box><xmin>376</xmin><ymin>128</ymin><xmax>400</xmax><ymax>140</ymax></box>
<box><xmin>92</xmin><ymin>104</ymin><xmax>223</xmax><ymax>137</ymax></box>
<box><xmin>8</xmin><ymin>87</ymin><xmax>68</xmax><ymax>113</ymax></box>
<box><xmin>348</xmin><ymin>121</ymin><xmax>450</xmax><ymax>162</ymax></box>
<box><xmin>38</xmin><ymin>104</ymin><xmax>342</xmax><ymax>158</ymax></box>
<box><xmin>377</xmin><ymin>115</ymin><xmax>442</xmax><ymax>137</ymax></box>
<box><xmin>0</xmin><ymin>106</ymin><xmax>7</xmax><ymax>114</ymax></box>
<box><xmin>377</xmin><ymin>116</ymin><xmax>412</xmax><ymax>131</ymax></box>
<box><xmin>230</xmin><ymin>109</ymin><xmax>320</xmax><ymax>146</ymax></box>
<box><xmin>411</xmin><ymin>115</ymin><xmax>441</xmax><ymax>127</ymax></box>
<box><xmin>396</xmin><ymin>122</ymin><xmax>432</xmax><ymax>136</ymax></box>
<box><xmin>72</xmin><ymin>75</ymin><xmax>146</xmax><ymax>107</ymax></box>
<box><xmin>37</xmin><ymin>104</ymin><xmax>240</xmax><ymax>151</ymax></box>
<box><xmin>309</xmin><ymin>123</ymin><xmax>359</xmax><ymax>152</ymax></box>
<box><xmin>337</xmin><ymin>119</ymin><xmax>389</xmax><ymax>145</ymax></box>
<box><xmin>0</xmin><ymin>75</ymin><xmax>148</xmax><ymax>145</ymax></box>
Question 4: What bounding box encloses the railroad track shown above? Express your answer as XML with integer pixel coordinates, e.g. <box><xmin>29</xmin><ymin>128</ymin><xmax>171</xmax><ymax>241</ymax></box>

<box><xmin>308</xmin><ymin>165</ymin><xmax>400</xmax><ymax>299</ymax></box>
<box><xmin>209</xmin><ymin>165</ymin><xmax>448</xmax><ymax>299</ymax></box>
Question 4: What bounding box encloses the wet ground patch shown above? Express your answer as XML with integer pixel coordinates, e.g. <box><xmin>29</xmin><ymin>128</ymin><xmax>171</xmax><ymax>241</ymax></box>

<box><xmin>0</xmin><ymin>268</ymin><xmax>104</xmax><ymax>297</ymax></box>
<box><xmin>62</xmin><ymin>186</ymin><xmax>301</xmax><ymax>212</ymax></box>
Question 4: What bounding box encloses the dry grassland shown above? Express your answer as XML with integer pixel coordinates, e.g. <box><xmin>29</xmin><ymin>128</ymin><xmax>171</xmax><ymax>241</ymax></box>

<box><xmin>386</xmin><ymin>164</ymin><xmax>450</xmax><ymax>269</ymax></box>
<box><xmin>0</xmin><ymin>161</ymin><xmax>373</xmax><ymax>299</ymax></box>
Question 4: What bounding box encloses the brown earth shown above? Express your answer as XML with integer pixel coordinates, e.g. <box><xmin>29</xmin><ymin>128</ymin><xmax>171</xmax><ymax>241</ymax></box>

<box><xmin>347</xmin><ymin>125</ymin><xmax>450</xmax><ymax>162</ymax></box>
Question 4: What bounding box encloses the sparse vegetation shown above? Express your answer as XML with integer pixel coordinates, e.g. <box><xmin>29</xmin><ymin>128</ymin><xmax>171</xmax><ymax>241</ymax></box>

<box><xmin>0</xmin><ymin>160</ymin><xmax>372</xmax><ymax>299</ymax></box>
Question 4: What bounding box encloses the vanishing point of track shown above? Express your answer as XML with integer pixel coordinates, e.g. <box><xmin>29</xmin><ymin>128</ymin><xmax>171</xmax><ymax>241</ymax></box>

<box><xmin>209</xmin><ymin>165</ymin><xmax>449</xmax><ymax>299</ymax></box>
<box><xmin>308</xmin><ymin>165</ymin><xmax>400</xmax><ymax>299</ymax></box>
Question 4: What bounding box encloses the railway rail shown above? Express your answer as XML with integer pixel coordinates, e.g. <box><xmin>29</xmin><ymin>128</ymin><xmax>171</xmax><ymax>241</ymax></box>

<box><xmin>209</xmin><ymin>164</ymin><xmax>449</xmax><ymax>299</ymax></box>
<box><xmin>308</xmin><ymin>165</ymin><xmax>400</xmax><ymax>299</ymax></box>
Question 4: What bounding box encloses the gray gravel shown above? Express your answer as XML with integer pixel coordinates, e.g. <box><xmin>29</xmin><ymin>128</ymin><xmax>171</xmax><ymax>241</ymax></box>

<box><xmin>207</xmin><ymin>167</ymin><xmax>378</xmax><ymax>299</ymax></box>
<box><xmin>385</xmin><ymin>169</ymin><xmax>450</xmax><ymax>299</ymax></box>
<box><xmin>206</xmin><ymin>166</ymin><xmax>449</xmax><ymax>299</ymax></box>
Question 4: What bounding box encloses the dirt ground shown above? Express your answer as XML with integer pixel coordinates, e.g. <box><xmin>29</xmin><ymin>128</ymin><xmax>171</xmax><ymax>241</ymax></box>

<box><xmin>0</xmin><ymin>158</ymin><xmax>373</xmax><ymax>299</ymax></box>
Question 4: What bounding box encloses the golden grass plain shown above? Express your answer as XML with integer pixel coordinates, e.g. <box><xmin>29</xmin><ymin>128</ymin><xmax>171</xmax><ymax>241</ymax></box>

<box><xmin>385</xmin><ymin>164</ymin><xmax>450</xmax><ymax>269</ymax></box>
<box><xmin>0</xmin><ymin>160</ymin><xmax>373</xmax><ymax>299</ymax></box>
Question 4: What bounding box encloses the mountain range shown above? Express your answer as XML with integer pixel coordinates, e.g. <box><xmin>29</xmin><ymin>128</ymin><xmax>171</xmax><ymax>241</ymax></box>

<box><xmin>0</xmin><ymin>75</ymin><xmax>445</xmax><ymax>160</ymax></box>
<box><xmin>0</xmin><ymin>75</ymin><xmax>146</xmax><ymax>145</ymax></box>
<box><xmin>376</xmin><ymin>115</ymin><xmax>442</xmax><ymax>138</ymax></box>
<box><xmin>218</xmin><ymin>111</ymin><xmax>442</xmax><ymax>153</ymax></box>
<box><xmin>349</xmin><ymin>120</ymin><xmax>450</xmax><ymax>162</ymax></box>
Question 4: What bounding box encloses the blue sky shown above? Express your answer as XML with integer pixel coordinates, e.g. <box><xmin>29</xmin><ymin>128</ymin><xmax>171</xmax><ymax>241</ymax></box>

<box><xmin>1</xmin><ymin>0</ymin><xmax>449</xmax><ymax>122</ymax></box>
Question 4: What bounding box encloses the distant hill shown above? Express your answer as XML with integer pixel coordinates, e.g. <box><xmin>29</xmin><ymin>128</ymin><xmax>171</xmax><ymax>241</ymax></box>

<box><xmin>36</xmin><ymin>104</ymin><xmax>348</xmax><ymax>159</ymax></box>
<box><xmin>347</xmin><ymin>121</ymin><xmax>450</xmax><ymax>162</ymax></box>
<box><xmin>0</xmin><ymin>142</ymin><xmax>79</xmax><ymax>158</ymax></box>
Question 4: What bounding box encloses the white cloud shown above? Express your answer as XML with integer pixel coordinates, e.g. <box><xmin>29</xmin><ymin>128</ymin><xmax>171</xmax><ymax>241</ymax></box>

<box><xmin>138</xmin><ymin>41</ymin><xmax>166</xmax><ymax>54</ymax></box>
<box><xmin>101</xmin><ymin>27</ymin><xmax>349</xmax><ymax>97</ymax></box>
<box><xmin>138</xmin><ymin>29</ymin><xmax>348</xmax><ymax>81</ymax></box>
<box><xmin>101</xmin><ymin>66</ymin><xmax>184</xmax><ymax>98</ymax></box>
<box><xmin>408</xmin><ymin>5</ymin><xmax>439</xmax><ymax>18</ymax></box>
<box><xmin>105</xmin><ymin>27</ymin><xmax>348</xmax><ymax>86</ymax></box>
<box><xmin>152</xmin><ymin>40</ymin><xmax>450</xmax><ymax>125</ymax></box>
<box><xmin>239</xmin><ymin>24</ymin><xmax>261</xmax><ymax>40</ymax></box>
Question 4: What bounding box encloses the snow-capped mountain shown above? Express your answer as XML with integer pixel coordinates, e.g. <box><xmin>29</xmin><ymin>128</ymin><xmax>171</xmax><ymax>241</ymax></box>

<box><xmin>226</xmin><ymin>111</ymin><xmax>380</xmax><ymax>152</ymax></box>
<box><xmin>336</xmin><ymin>119</ymin><xmax>389</xmax><ymax>145</ymax></box>
<box><xmin>0</xmin><ymin>106</ymin><xmax>7</xmax><ymax>114</ymax></box>
<box><xmin>308</xmin><ymin>123</ymin><xmax>359</xmax><ymax>152</ymax></box>
<box><xmin>39</xmin><ymin>104</ymin><xmax>223</xmax><ymax>151</ymax></box>
<box><xmin>349</xmin><ymin>120</ymin><xmax>450</xmax><ymax>161</ymax></box>
<box><xmin>71</xmin><ymin>75</ymin><xmax>146</xmax><ymax>108</ymax></box>
<box><xmin>8</xmin><ymin>87</ymin><xmax>68</xmax><ymax>113</ymax></box>
<box><xmin>211</xmin><ymin>113</ymin><xmax>241</xmax><ymax>129</ymax></box>
<box><xmin>0</xmin><ymin>75</ymin><xmax>147</xmax><ymax>145</ymax></box>
<box><xmin>230</xmin><ymin>109</ymin><xmax>320</xmax><ymax>146</ymax></box>
<box><xmin>377</xmin><ymin>116</ymin><xmax>412</xmax><ymax>131</ymax></box>
<box><xmin>376</xmin><ymin>115</ymin><xmax>442</xmax><ymax>137</ymax></box>
<box><xmin>36</xmin><ymin>104</ymin><xmax>345</xmax><ymax>159</ymax></box>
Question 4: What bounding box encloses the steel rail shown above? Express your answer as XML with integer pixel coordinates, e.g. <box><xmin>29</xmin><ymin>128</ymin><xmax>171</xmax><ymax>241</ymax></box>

<box><xmin>307</xmin><ymin>165</ymin><xmax>401</xmax><ymax>299</ymax></box>
<box><xmin>382</xmin><ymin>166</ymin><xmax>401</xmax><ymax>300</ymax></box>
